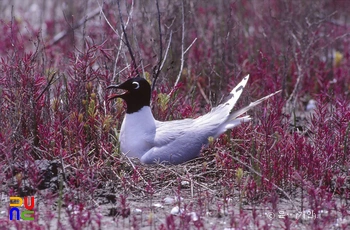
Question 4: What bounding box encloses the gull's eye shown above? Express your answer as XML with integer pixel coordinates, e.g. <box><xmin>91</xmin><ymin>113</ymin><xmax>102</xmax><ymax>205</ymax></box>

<box><xmin>132</xmin><ymin>82</ymin><xmax>140</xmax><ymax>89</ymax></box>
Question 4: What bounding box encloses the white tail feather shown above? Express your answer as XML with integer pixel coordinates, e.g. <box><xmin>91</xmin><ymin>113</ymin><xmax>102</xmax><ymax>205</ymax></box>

<box><xmin>228</xmin><ymin>90</ymin><xmax>282</xmax><ymax>121</ymax></box>
<box><xmin>211</xmin><ymin>75</ymin><xmax>280</xmax><ymax>137</ymax></box>
<box><xmin>224</xmin><ymin>115</ymin><xmax>251</xmax><ymax>130</ymax></box>
<box><xmin>226</xmin><ymin>74</ymin><xmax>250</xmax><ymax>110</ymax></box>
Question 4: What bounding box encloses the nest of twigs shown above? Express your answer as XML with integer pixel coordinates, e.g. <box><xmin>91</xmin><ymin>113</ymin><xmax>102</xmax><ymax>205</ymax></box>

<box><xmin>95</xmin><ymin>149</ymin><xmax>231</xmax><ymax>199</ymax></box>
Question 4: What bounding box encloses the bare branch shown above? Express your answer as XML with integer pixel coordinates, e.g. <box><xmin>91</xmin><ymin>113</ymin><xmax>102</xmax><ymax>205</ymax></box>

<box><xmin>160</xmin><ymin>30</ymin><xmax>173</xmax><ymax>71</ymax></box>
<box><xmin>172</xmin><ymin>2</ymin><xmax>197</xmax><ymax>93</ymax></box>
<box><xmin>285</xmin><ymin>31</ymin><xmax>303</xmax><ymax>110</ymax></box>
<box><xmin>184</xmin><ymin>37</ymin><xmax>197</xmax><ymax>55</ymax></box>
<box><xmin>173</xmin><ymin>0</ymin><xmax>185</xmax><ymax>88</ymax></box>
<box><xmin>98</xmin><ymin>3</ymin><xmax>120</xmax><ymax>37</ymax></box>
<box><xmin>99</xmin><ymin>0</ymin><xmax>134</xmax><ymax>82</ymax></box>
<box><xmin>44</xmin><ymin>7</ymin><xmax>101</xmax><ymax>50</ymax></box>
<box><xmin>151</xmin><ymin>0</ymin><xmax>163</xmax><ymax>91</ymax></box>
<box><xmin>196</xmin><ymin>81</ymin><xmax>210</xmax><ymax>105</ymax></box>
<box><xmin>117</xmin><ymin>0</ymin><xmax>139</xmax><ymax>77</ymax></box>
<box><xmin>36</xmin><ymin>72</ymin><xmax>57</xmax><ymax>102</ymax></box>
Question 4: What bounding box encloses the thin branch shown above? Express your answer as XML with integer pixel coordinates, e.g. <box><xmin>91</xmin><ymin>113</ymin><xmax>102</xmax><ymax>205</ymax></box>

<box><xmin>156</xmin><ymin>0</ymin><xmax>163</xmax><ymax>67</ymax></box>
<box><xmin>36</xmin><ymin>72</ymin><xmax>57</xmax><ymax>101</ymax></box>
<box><xmin>285</xmin><ymin>31</ymin><xmax>303</xmax><ymax>110</ymax></box>
<box><xmin>184</xmin><ymin>37</ymin><xmax>197</xmax><ymax>54</ymax></box>
<box><xmin>117</xmin><ymin>0</ymin><xmax>139</xmax><ymax>77</ymax></box>
<box><xmin>196</xmin><ymin>81</ymin><xmax>210</xmax><ymax>105</ymax></box>
<box><xmin>160</xmin><ymin>30</ymin><xmax>173</xmax><ymax>71</ymax></box>
<box><xmin>99</xmin><ymin>3</ymin><xmax>120</xmax><ymax>36</ymax></box>
<box><xmin>151</xmin><ymin>0</ymin><xmax>163</xmax><ymax>91</ymax></box>
<box><xmin>115</xmin><ymin>65</ymin><xmax>131</xmax><ymax>77</ymax></box>
<box><xmin>44</xmin><ymin>7</ymin><xmax>101</xmax><ymax>50</ymax></box>
<box><xmin>99</xmin><ymin>0</ymin><xmax>134</xmax><ymax>82</ymax></box>
<box><xmin>124</xmin><ymin>155</ymin><xmax>147</xmax><ymax>184</ymax></box>
<box><xmin>133</xmin><ymin>35</ymin><xmax>147</xmax><ymax>82</ymax></box>
<box><xmin>157</xmin><ymin>163</ymin><xmax>217</xmax><ymax>195</ymax></box>
<box><xmin>173</xmin><ymin>0</ymin><xmax>185</xmax><ymax>88</ymax></box>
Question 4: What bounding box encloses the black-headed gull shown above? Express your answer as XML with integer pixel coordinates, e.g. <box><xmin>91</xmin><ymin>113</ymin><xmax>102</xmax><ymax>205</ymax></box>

<box><xmin>108</xmin><ymin>75</ymin><xmax>280</xmax><ymax>164</ymax></box>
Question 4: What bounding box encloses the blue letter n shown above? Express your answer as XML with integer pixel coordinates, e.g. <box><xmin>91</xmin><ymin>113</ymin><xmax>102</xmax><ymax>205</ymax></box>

<box><xmin>9</xmin><ymin>207</ymin><xmax>20</xmax><ymax>220</ymax></box>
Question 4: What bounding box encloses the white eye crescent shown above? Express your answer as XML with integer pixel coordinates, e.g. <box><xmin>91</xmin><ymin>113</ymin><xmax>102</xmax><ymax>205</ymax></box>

<box><xmin>132</xmin><ymin>82</ymin><xmax>140</xmax><ymax>89</ymax></box>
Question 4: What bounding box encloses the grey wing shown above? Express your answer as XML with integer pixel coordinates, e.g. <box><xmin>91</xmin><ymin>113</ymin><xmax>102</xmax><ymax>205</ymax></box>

<box><xmin>140</xmin><ymin>119</ymin><xmax>209</xmax><ymax>164</ymax></box>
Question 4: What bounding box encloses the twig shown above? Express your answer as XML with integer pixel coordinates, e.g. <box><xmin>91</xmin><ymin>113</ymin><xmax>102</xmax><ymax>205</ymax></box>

<box><xmin>99</xmin><ymin>1</ymin><xmax>134</xmax><ymax>82</ymax></box>
<box><xmin>196</xmin><ymin>81</ymin><xmax>210</xmax><ymax>105</ymax></box>
<box><xmin>173</xmin><ymin>0</ymin><xmax>185</xmax><ymax>88</ymax></box>
<box><xmin>171</xmin><ymin>2</ymin><xmax>197</xmax><ymax>94</ymax></box>
<box><xmin>98</xmin><ymin>3</ymin><xmax>120</xmax><ymax>36</ymax></box>
<box><xmin>36</xmin><ymin>72</ymin><xmax>57</xmax><ymax>101</ymax></box>
<box><xmin>117</xmin><ymin>0</ymin><xmax>139</xmax><ymax>77</ymax></box>
<box><xmin>44</xmin><ymin>7</ymin><xmax>101</xmax><ymax>50</ymax></box>
<box><xmin>285</xmin><ymin>32</ymin><xmax>303</xmax><ymax>111</ymax></box>
<box><xmin>124</xmin><ymin>155</ymin><xmax>147</xmax><ymax>185</ymax></box>
<box><xmin>151</xmin><ymin>0</ymin><xmax>163</xmax><ymax>91</ymax></box>
<box><xmin>160</xmin><ymin>30</ymin><xmax>173</xmax><ymax>71</ymax></box>
<box><xmin>184</xmin><ymin>37</ymin><xmax>197</xmax><ymax>54</ymax></box>
<box><xmin>157</xmin><ymin>163</ymin><xmax>217</xmax><ymax>195</ymax></box>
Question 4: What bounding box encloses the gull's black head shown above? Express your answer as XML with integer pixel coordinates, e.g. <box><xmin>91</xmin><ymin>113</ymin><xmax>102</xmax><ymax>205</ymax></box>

<box><xmin>107</xmin><ymin>76</ymin><xmax>151</xmax><ymax>113</ymax></box>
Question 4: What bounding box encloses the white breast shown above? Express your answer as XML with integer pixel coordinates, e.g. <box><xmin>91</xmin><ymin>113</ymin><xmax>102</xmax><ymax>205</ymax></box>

<box><xmin>119</xmin><ymin>106</ymin><xmax>156</xmax><ymax>158</ymax></box>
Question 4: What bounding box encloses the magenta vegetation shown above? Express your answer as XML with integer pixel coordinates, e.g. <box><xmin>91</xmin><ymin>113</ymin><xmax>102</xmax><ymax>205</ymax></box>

<box><xmin>0</xmin><ymin>0</ymin><xmax>349</xmax><ymax>229</ymax></box>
